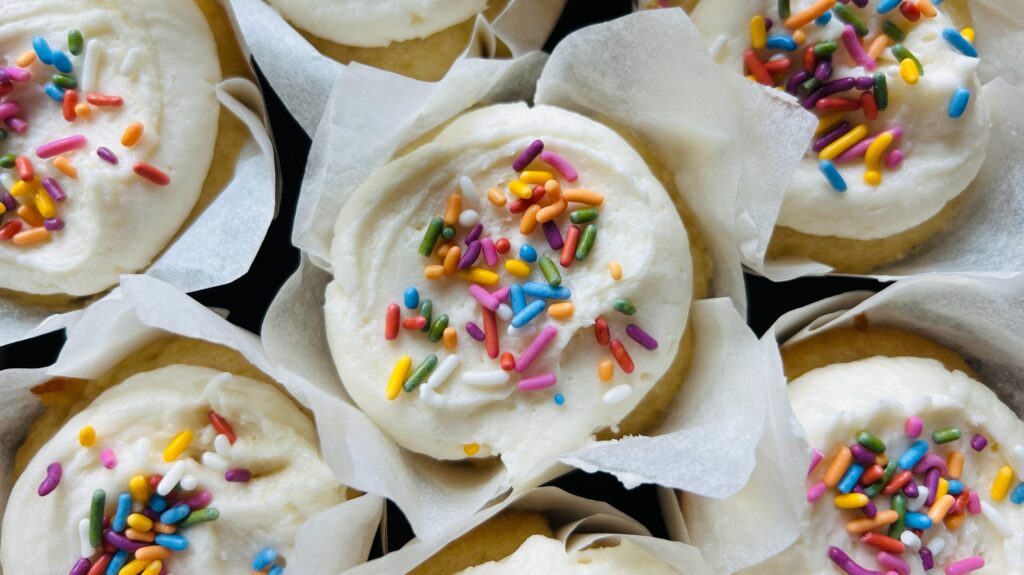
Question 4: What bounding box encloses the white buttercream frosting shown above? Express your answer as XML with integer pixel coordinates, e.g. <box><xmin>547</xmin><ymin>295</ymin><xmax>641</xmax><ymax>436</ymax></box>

<box><xmin>326</xmin><ymin>103</ymin><xmax>693</xmax><ymax>479</ymax></box>
<box><xmin>693</xmin><ymin>0</ymin><xmax>990</xmax><ymax>240</ymax></box>
<box><xmin>1</xmin><ymin>365</ymin><xmax>345</xmax><ymax>574</ymax></box>
<box><xmin>0</xmin><ymin>0</ymin><xmax>221</xmax><ymax>296</ymax></box>
<box><xmin>747</xmin><ymin>356</ymin><xmax>1024</xmax><ymax>574</ymax></box>
<box><xmin>454</xmin><ymin>535</ymin><xmax>678</xmax><ymax>574</ymax></box>
<box><xmin>267</xmin><ymin>0</ymin><xmax>489</xmax><ymax>47</ymax></box>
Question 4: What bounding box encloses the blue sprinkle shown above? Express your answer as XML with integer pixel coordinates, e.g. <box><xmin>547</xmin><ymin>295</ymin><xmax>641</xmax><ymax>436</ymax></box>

<box><xmin>905</xmin><ymin>512</ymin><xmax>933</xmax><ymax>530</ymax></box>
<box><xmin>765</xmin><ymin>34</ymin><xmax>798</xmax><ymax>52</ymax></box>
<box><xmin>947</xmin><ymin>479</ymin><xmax>964</xmax><ymax>495</ymax></box>
<box><xmin>837</xmin><ymin>463</ymin><xmax>864</xmax><ymax>494</ymax></box>
<box><xmin>155</xmin><ymin>533</ymin><xmax>189</xmax><ymax>551</ymax></box>
<box><xmin>112</xmin><ymin>493</ymin><xmax>132</xmax><ymax>533</ymax></box>
<box><xmin>106</xmin><ymin>550</ymin><xmax>129</xmax><ymax>575</ymax></box>
<box><xmin>942</xmin><ymin>28</ymin><xmax>978</xmax><ymax>58</ymax></box>
<box><xmin>510</xmin><ymin>299</ymin><xmax>546</xmax><ymax>328</ymax></box>
<box><xmin>876</xmin><ymin>0</ymin><xmax>901</xmax><ymax>14</ymax></box>
<box><xmin>898</xmin><ymin>440</ymin><xmax>929</xmax><ymax>470</ymax></box>
<box><xmin>43</xmin><ymin>82</ymin><xmax>65</xmax><ymax>102</ymax></box>
<box><xmin>268</xmin><ymin>566</ymin><xmax>284</xmax><ymax>575</ymax></box>
<box><xmin>510</xmin><ymin>284</ymin><xmax>526</xmax><ymax>314</ymax></box>
<box><xmin>403</xmin><ymin>287</ymin><xmax>419</xmax><ymax>309</ymax></box>
<box><xmin>159</xmin><ymin>503</ymin><xmax>191</xmax><ymax>525</ymax></box>
<box><xmin>554</xmin><ymin>393</ymin><xmax>565</xmax><ymax>405</ymax></box>
<box><xmin>948</xmin><ymin>87</ymin><xmax>970</xmax><ymax>119</ymax></box>
<box><xmin>32</xmin><ymin>36</ymin><xmax>53</xmax><ymax>65</ymax></box>
<box><xmin>815</xmin><ymin>11</ymin><xmax>832</xmax><ymax>25</ymax></box>
<box><xmin>1011</xmin><ymin>481</ymin><xmax>1024</xmax><ymax>504</ymax></box>
<box><xmin>819</xmin><ymin>160</ymin><xmax>847</xmax><ymax>192</ymax></box>
<box><xmin>51</xmin><ymin>50</ymin><xmax>73</xmax><ymax>74</ymax></box>
<box><xmin>148</xmin><ymin>494</ymin><xmax>168</xmax><ymax>512</ymax></box>
<box><xmin>519</xmin><ymin>244</ymin><xmax>537</xmax><ymax>263</ymax></box>
<box><xmin>253</xmin><ymin>548</ymin><xmax>279</xmax><ymax>571</ymax></box>
<box><xmin>522</xmin><ymin>281</ymin><xmax>570</xmax><ymax>300</ymax></box>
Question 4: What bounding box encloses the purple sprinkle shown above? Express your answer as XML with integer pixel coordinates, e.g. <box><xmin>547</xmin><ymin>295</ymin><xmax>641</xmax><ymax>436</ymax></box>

<box><xmin>2</xmin><ymin>192</ymin><xmax>16</xmax><ymax>212</ymax></box>
<box><xmin>786</xmin><ymin>70</ymin><xmax>810</xmax><ymax>95</ymax></box>
<box><xmin>851</xmin><ymin>0</ymin><xmax>869</xmax><ymax>8</ymax></box>
<box><xmin>803</xmin><ymin>77</ymin><xmax>856</xmax><ymax>108</ymax></box>
<box><xmin>854</xmin><ymin>76</ymin><xmax>875</xmax><ymax>90</ymax></box>
<box><xmin>764</xmin><ymin>17</ymin><xmax>773</xmax><ymax>31</ymax></box>
<box><xmin>542</xmin><ymin>220</ymin><xmax>564</xmax><ymax>250</ymax></box>
<box><xmin>96</xmin><ymin>146</ymin><xmax>118</xmax><ymax>165</ymax></box>
<box><xmin>625</xmin><ymin>324</ymin><xmax>658</xmax><ymax>350</ymax></box>
<box><xmin>104</xmin><ymin>530</ymin><xmax>148</xmax><ymax>552</ymax></box>
<box><xmin>813</xmin><ymin>122</ymin><xmax>852</xmax><ymax>152</ymax></box>
<box><xmin>924</xmin><ymin>468</ymin><xmax>940</xmax><ymax>506</ymax></box>
<box><xmin>876</xmin><ymin>551</ymin><xmax>909</xmax><ymax>574</ymax></box>
<box><xmin>0</xmin><ymin>69</ymin><xmax>9</xmax><ymax>84</ymax></box>
<box><xmin>852</xmin><ymin>486</ymin><xmax>876</xmax><ymax>518</ymax></box>
<box><xmin>464</xmin><ymin>223</ymin><xmax>483</xmax><ymax>245</ymax></box>
<box><xmin>140</xmin><ymin>507</ymin><xmax>161</xmax><ymax>521</ymax></box>
<box><xmin>970</xmin><ymin>433</ymin><xmax>988</xmax><ymax>451</ymax></box>
<box><xmin>815</xmin><ymin>56</ymin><xmax>832</xmax><ymax>82</ymax></box>
<box><xmin>42</xmin><ymin>177</ymin><xmax>66</xmax><ymax>202</ymax></box>
<box><xmin>913</xmin><ymin>454</ymin><xmax>948</xmax><ymax>476</ymax></box>
<box><xmin>5</xmin><ymin>117</ymin><xmax>27</xmax><ymax>134</ymax></box>
<box><xmin>225</xmin><ymin>468</ymin><xmax>251</xmax><ymax>483</ymax></box>
<box><xmin>37</xmin><ymin>462</ymin><xmax>62</xmax><ymax>496</ymax></box>
<box><xmin>850</xmin><ymin>443</ymin><xmax>876</xmax><ymax>466</ymax></box>
<box><xmin>465</xmin><ymin>322</ymin><xmax>485</xmax><ymax>341</ymax></box>
<box><xmin>69</xmin><ymin>558</ymin><xmax>91</xmax><ymax>575</ymax></box>
<box><xmin>903</xmin><ymin>477</ymin><xmax>919</xmax><ymax>498</ymax></box>
<box><xmin>920</xmin><ymin>547</ymin><xmax>934</xmax><ymax>571</ymax></box>
<box><xmin>512</xmin><ymin>139</ymin><xmax>543</xmax><ymax>172</ymax></box>
<box><xmin>828</xmin><ymin>546</ymin><xmax>883</xmax><ymax>575</ymax></box>
<box><xmin>458</xmin><ymin>240</ymin><xmax>482</xmax><ymax>270</ymax></box>
<box><xmin>44</xmin><ymin>218</ymin><xmax>64</xmax><ymax>231</ymax></box>
<box><xmin>180</xmin><ymin>490</ymin><xmax>212</xmax><ymax>510</ymax></box>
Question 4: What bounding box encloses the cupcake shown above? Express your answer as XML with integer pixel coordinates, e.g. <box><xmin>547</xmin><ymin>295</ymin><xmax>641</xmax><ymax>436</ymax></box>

<box><xmin>325</xmin><ymin>102</ymin><xmax>711</xmax><ymax>480</ymax></box>
<box><xmin>0</xmin><ymin>0</ymin><xmax>254</xmax><ymax>302</ymax></box>
<box><xmin>735</xmin><ymin>324</ymin><xmax>1024</xmax><ymax>572</ymax></box>
<box><xmin>265</xmin><ymin>0</ymin><xmax>513</xmax><ymax>81</ymax></box>
<box><xmin>2</xmin><ymin>336</ymin><xmax>346</xmax><ymax>574</ymax></box>
<box><xmin>683</xmin><ymin>0</ymin><xmax>990</xmax><ymax>272</ymax></box>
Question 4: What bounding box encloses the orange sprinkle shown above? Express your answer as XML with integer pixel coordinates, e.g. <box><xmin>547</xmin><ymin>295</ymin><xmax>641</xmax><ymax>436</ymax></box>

<box><xmin>535</xmin><ymin>198</ymin><xmax>566</xmax><ymax>223</ymax></box>
<box><xmin>463</xmin><ymin>443</ymin><xmax>480</xmax><ymax>456</ymax></box>
<box><xmin>437</xmin><ymin>243</ymin><xmax>451</xmax><ymax>259</ymax></box>
<box><xmin>785</xmin><ymin>0</ymin><xmax>836</xmax><ymax>29</ymax></box>
<box><xmin>15</xmin><ymin>155</ymin><xmax>33</xmax><ymax>181</ymax></box>
<box><xmin>947</xmin><ymin>451</ymin><xmax>964</xmax><ymax>479</ymax></box>
<box><xmin>792</xmin><ymin>30</ymin><xmax>806</xmax><ymax>44</ymax></box>
<box><xmin>928</xmin><ymin>494</ymin><xmax>955</xmax><ymax>523</ymax></box>
<box><xmin>876</xmin><ymin>453</ymin><xmax>889</xmax><ymax>466</ymax></box>
<box><xmin>124</xmin><ymin>529</ymin><xmax>154</xmax><ymax>543</ymax></box>
<box><xmin>548</xmin><ymin>302</ymin><xmax>574</xmax><ymax>319</ymax></box>
<box><xmin>443</xmin><ymin>245</ymin><xmax>461</xmax><ymax>277</ymax></box>
<box><xmin>15</xmin><ymin>50</ymin><xmax>36</xmax><ymax>68</ymax></box>
<box><xmin>54</xmin><ymin>156</ymin><xmax>77</xmax><ymax>179</ymax></box>
<box><xmin>121</xmin><ymin>121</ymin><xmax>144</xmax><ymax>147</ymax></box>
<box><xmin>442</xmin><ymin>327</ymin><xmax>457</xmax><ymax>352</ymax></box>
<box><xmin>136</xmin><ymin>546</ymin><xmax>172</xmax><ymax>561</ymax></box>
<box><xmin>486</xmin><ymin>187</ymin><xmax>506</xmax><ymax>207</ymax></box>
<box><xmin>917</xmin><ymin>0</ymin><xmax>937</xmax><ymax>17</ymax></box>
<box><xmin>823</xmin><ymin>446</ymin><xmax>852</xmax><ymax>488</ymax></box>
<box><xmin>945</xmin><ymin>511</ymin><xmax>966</xmax><ymax>531</ymax></box>
<box><xmin>17</xmin><ymin>204</ymin><xmax>44</xmax><ymax>227</ymax></box>
<box><xmin>563</xmin><ymin>189</ymin><xmax>604</xmax><ymax>206</ymax></box>
<box><xmin>74</xmin><ymin>103</ymin><xmax>92</xmax><ymax>118</ymax></box>
<box><xmin>443</xmin><ymin>193</ymin><xmax>462</xmax><ymax>226</ymax></box>
<box><xmin>423</xmin><ymin>265</ymin><xmax>444</xmax><ymax>280</ymax></box>
<box><xmin>520</xmin><ymin>204</ymin><xmax>540</xmax><ymax>235</ymax></box>
<box><xmin>12</xmin><ymin>227</ymin><xmax>50</xmax><ymax>246</ymax></box>
<box><xmin>543</xmin><ymin>179</ymin><xmax>561</xmax><ymax>197</ymax></box>
<box><xmin>609</xmin><ymin>261</ymin><xmax>623</xmax><ymax>280</ymax></box>
<box><xmin>846</xmin><ymin>510</ymin><xmax>898</xmax><ymax>534</ymax></box>
<box><xmin>598</xmin><ymin>359</ymin><xmax>614</xmax><ymax>382</ymax></box>
<box><xmin>152</xmin><ymin>523</ymin><xmax>176</xmax><ymax>534</ymax></box>
<box><xmin>868</xmin><ymin>35</ymin><xmax>890</xmax><ymax>60</ymax></box>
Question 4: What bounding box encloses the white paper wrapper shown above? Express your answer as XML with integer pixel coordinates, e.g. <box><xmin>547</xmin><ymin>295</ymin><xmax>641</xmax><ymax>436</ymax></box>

<box><xmin>342</xmin><ymin>486</ymin><xmax>715</xmax><ymax>574</ymax></box>
<box><xmin>663</xmin><ymin>273</ymin><xmax>1024</xmax><ymax>573</ymax></box>
<box><xmin>265</xmin><ymin>11</ymin><xmax>811</xmax><ymax>538</ymax></box>
<box><xmin>0</xmin><ymin>274</ymin><xmax>382</xmax><ymax>573</ymax></box>
<box><xmin>0</xmin><ymin>67</ymin><xmax>278</xmax><ymax>348</ymax></box>
<box><xmin>226</xmin><ymin>0</ymin><xmax>567</xmax><ymax>135</ymax></box>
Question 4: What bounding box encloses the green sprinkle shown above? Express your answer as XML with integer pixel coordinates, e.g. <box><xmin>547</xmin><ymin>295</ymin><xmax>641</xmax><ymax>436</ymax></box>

<box><xmin>856</xmin><ymin>431</ymin><xmax>887</xmax><ymax>454</ymax></box>
<box><xmin>52</xmin><ymin>73</ymin><xmax>77</xmax><ymax>90</ymax></box>
<box><xmin>864</xmin><ymin>460</ymin><xmax>898</xmax><ymax>498</ymax></box>
<box><xmin>873</xmin><ymin>72</ymin><xmax>888</xmax><ymax>111</ymax></box>
<box><xmin>813</xmin><ymin>40</ymin><xmax>838</xmax><ymax>57</ymax></box>
<box><xmin>575</xmin><ymin>224</ymin><xmax>596</xmax><ymax>260</ymax></box>
<box><xmin>932</xmin><ymin>426</ymin><xmax>962</xmax><ymax>444</ymax></box>
<box><xmin>887</xmin><ymin>493</ymin><xmax>907</xmax><ymax>539</ymax></box>
<box><xmin>68</xmin><ymin>30</ymin><xmax>84</xmax><ymax>56</ymax></box>
<box><xmin>89</xmin><ymin>489</ymin><xmax>105</xmax><ymax>547</ymax></box>
<box><xmin>0</xmin><ymin>153</ymin><xmax>15</xmax><ymax>169</ymax></box>
<box><xmin>418</xmin><ymin>217</ymin><xmax>444</xmax><ymax>256</ymax></box>
<box><xmin>179</xmin><ymin>507</ymin><xmax>219</xmax><ymax>528</ymax></box>
<box><xmin>404</xmin><ymin>355</ymin><xmax>438</xmax><ymax>392</ymax></box>
<box><xmin>419</xmin><ymin>299</ymin><xmax>432</xmax><ymax>333</ymax></box>
<box><xmin>441</xmin><ymin>225</ymin><xmax>456</xmax><ymax>240</ymax></box>
<box><xmin>778</xmin><ymin>0</ymin><xmax>791</xmax><ymax>20</ymax></box>
<box><xmin>538</xmin><ymin>256</ymin><xmax>561</xmax><ymax>287</ymax></box>
<box><xmin>569</xmin><ymin>208</ymin><xmax>598</xmax><ymax>225</ymax></box>
<box><xmin>613</xmin><ymin>298</ymin><xmax>637</xmax><ymax>316</ymax></box>
<box><xmin>833</xmin><ymin>5</ymin><xmax>868</xmax><ymax>37</ymax></box>
<box><xmin>428</xmin><ymin>315</ymin><xmax>449</xmax><ymax>343</ymax></box>
<box><xmin>891</xmin><ymin>44</ymin><xmax>923</xmax><ymax>75</ymax></box>
<box><xmin>0</xmin><ymin>129</ymin><xmax>7</xmax><ymax>141</ymax></box>
<box><xmin>802</xmin><ymin>77</ymin><xmax>822</xmax><ymax>93</ymax></box>
<box><xmin>882</xmin><ymin>21</ymin><xmax>905</xmax><ymax>43</ymax></box>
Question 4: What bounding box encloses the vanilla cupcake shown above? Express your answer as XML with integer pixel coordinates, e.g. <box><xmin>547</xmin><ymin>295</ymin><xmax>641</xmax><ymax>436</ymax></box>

<box><xmin>0</xmin><ymin>0</ymin><xmax>254</xmax><ymax>303</ymax></box>
<box><xmin>676</xmin><ymin>0</ymin><xmax>990</xmax><ymax>272</ymax></box>
<box><xmin>325</xmin><ymin>102</ymin><xmax>710</xmax><ymax>480</ymax></box>
<box><xmin>265</xmin><ymin>0</ymin><xmax>513</xmax><ymax>81</ymax></box>
<box><xmin>2</xmin><ymin>337</ymin><xmax>346</xmax><ymax>575</ymax></box>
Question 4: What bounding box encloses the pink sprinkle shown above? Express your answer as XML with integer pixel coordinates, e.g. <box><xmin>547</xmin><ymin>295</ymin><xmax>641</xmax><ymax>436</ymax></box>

<box><xmin>539</xmin><ymin>150</ymin><xmax>578</xmax><ymax>182</ymax></box>
<box><xmin>518</xmin><ymin>372</ymin><xmax>556</xmax><ymax>391</ymax></box>
<box><xmin>100</xmin><ymin>449</ymin><xmax>117</xmax><ymax>469</ymax></box>
<box><xmin>967</xmin><ymin>491</ymin><xmax>981</xmax><ymax>514</ymax></box>
<box><xmin>5</xmin><ymin>117</ymin><xmax>27</xmax><ymax>134</ymax></box>
<box><xmin>481</xmin><ymin>237</ymin><xmax>498</xmax><ymax>266</ymax></box>
<box><xmin>885</xmin><ymin>149</ymin><xmax>905</xmax><ymax>169</ymax></box>
<box><xmin>180</xmin><ymin>490</ymin><xmax>212</xmax><ymax>509</ymax></box>
<box><xmin>808</xmin><ymin>448</ymin><xmax>824</xmax><ymax>477</ymax></box>
<box><xmin>515</xmin><ymin>326</ymin><xmax>558</xmax><ymax>374</ymax></box>
<box><xmin>807</xmin><ymin>482</ymin><xmax>826</xmax><ymax>502</ymax></box>
<box><xmin>877</xmin><ymin>551</ymin><xmax>909</xmax><ymax>575</ymax></box>
<box><xmin>468</xmin><ymin>284</ymin><xmax>500</xmax><ymax>311</ymax></box>
<box><xmin>37</xmin><ymin>134</ymin><xmax>87</xmax><ymax>159</ymax></box>
<box><xmin>835</xmin><ymin>127</ymin><xmax>904</xmax><ymax>163</ymax></box>
<box><xmin>490</xmin><ymin>286</ymin><xmax>510</xmax><ymax>302</ymax></box>
<box><xmin>841</xmin><ymin>25</ymin><xmax>875</xmax><ymax>71</ymax></box>
<box><xmin>905</xmin><ymin>415</ymin><xmax>923</xmax><ymax>438</ymax></box>
<box><xmin>944</xmin><ymin>557</ymin><xmax>984</xmax><ymax>575</ymax></box>
<box><xmin>0</xmin><ymin>102</ymin><xmax>19</xmax><ymax>120</ymax></box>
<box><xmin>5</xmin><ymin>67</ymin><xmax>30</xmax><ymax>82</ymax></box>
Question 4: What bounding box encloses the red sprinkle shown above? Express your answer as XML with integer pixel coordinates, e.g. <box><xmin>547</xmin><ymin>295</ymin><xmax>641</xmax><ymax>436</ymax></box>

<box><xmin>816</xmin><ymin>97</ymin><xmax>861</xmax><ymax>112</ymax></box>
<box><xmin>860</xmin><ymin>464</ymin><xmax>884</xmax><ymax>485</ymax></box>
<box><xmin>763</xmin><ymin>57</ymin><xmax>792</xmax><ymax>74</ymax></box>
<box><xmin>133</xmin><ymin>162</ymin><xmax>170</xmax><ymax>185</ymax></box>
<box><xmin>15</xmin><ymin>155</ymin><xmax>33</xmax><ymax>181</ymax></box>
<box><xmin>385</xmin><ymin>303</ymin><xmax>400</xmax><ymax>340</ymax></box>
<box><xmin>62</xmin><ymin>89</ymin><xmax>77</xmax><ymax>122</ymax></box>
<box><xmin>859</xmin><ymin>532</ymin><xmax>905</xmax><ymax>554</ymax></box>
<box><xmin>882</xmin><ymin>470</ymin><xmax>912</xmax><ymax>494</ymax></box>
<box><xmin>594</xmin><ymin>317</ymin><xmax>610</xmax><ymax>346</ymax></box>
<box><xmin>954</xmin><ymin>491</ymin><xmax>970</xmax><ymax>515</ymax></box>
<box><xmin>147</xmin><ymin>475</ymin><xmax>162</xmax><ymax>490</ymax></box>
<box><xmin>899</xmin><ymin>1</ymin><xmax>920</xmax><ymax>21</ymax></box>
<box><xmin>87</xmin><ymin>554</ymin><xmax>112</xmax><ymax>575</ymax></box>
<box><xmin>494</xmin><ymin>238</ymin><xmax>510</xmax><ymax>254</ymax></box>
<box><xmin>560</xmin><ymin>225</ymin><xmax>581</xmax><ymax>267</ymax></box>
<box><xmin>744</xmin><ymin>49</ymin><xmax>773</xmax><ymax>85</ymax></box>
<box><xmin>85</xmin><ymin>93</ymin><xmax>124</xmax><ymax>107</ymax></box>
<box><xmin>482</xmin><ymin>308</ymin><xmax>499</xmax><ymax>359</ymax></box>
<box><xmin>609</xmin><ymin>339</ymin><xmax>635</xmax><ymax>374</ymax></box>
<box><xmin>509</xmin><ymin>186</ymin><xmax>544</xmax><ymax>214</ymax></box>
<box><xmin>208</xmin><ymin>410</ymin><xmax>237</xmax><ymax>444</ymax></box>
<box><xmin>0</xmin><ymin>220</ymin><xmax>22</xmax><ymax>240</ymax></box>
<box><xmin>861</xmin><ymin>91</ymin><xmax>879</xmax><ymax>121</ymax></box>
<box><xmin>803</xmin><ymin>45</ymin><xmax>817</xmax><ymax>73</ymax></box>
<box><xmin>500</xmin><ymin>352</ymin><xmax>515</xmax><ymax>371</ymax></box>
<box><xmin>403</xmin><ymin>316</ymin><xmax>426</xmax><ymax>330</ymax></box>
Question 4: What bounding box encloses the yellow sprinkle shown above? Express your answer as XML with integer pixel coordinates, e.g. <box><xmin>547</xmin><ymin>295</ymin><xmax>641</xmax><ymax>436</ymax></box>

<box><xmin>141</xmin><ymin>559</ymin><xmax>164</xmax><ymax>574</ymax></box>
<box><xmin>162</xmin><ymin>430</ymin><xmax>193</xmax><ymax>462</ymax></box>
<box><xmin>917</xmin><ymin>0</ymin><xmax>937</xmax><ymax>18</ymax></box>
<box><xmin>792</xmin><ymin>30</ymin><xmax>806</xmax><ymax>45</ymax></box>
<box><xmin>118</xmin><ymin>559</ymin><xmax>150</xmax><ymax>575</ymax></box>
<box><xmin>746</xmin><ymin>74</ymin><xmax>757</xmax><ymax>82</ymax></box>
<box><xmin>935</xmin><ymin>477</ymin><xmax>949</xmax><ymax>501</ymax></box>
<box><xmin>750</xmin><ymin>15</ymin><xmax>767</xmax><ymax>50</ymax></box>
<box><xmin>126</xmin><ymin>513</ymin><xmax>153</xmax><ymax>532</ymax></box>
<box><xmin>129</xmin><ymin>475</ymin><xmax>151</xmax><ymax>503</ymax></box>
<box><xmin>834</xmin><ymin>493</ymin><xmax>869</xmax><ymax>509</ymax></box>
<box><xmin>386</xmin><ymin>355</ymin><xmax>412</xmax><ymax>400</ymax></box>
<box><xmin>504</xmin><ymin>259</ymin><xmax>531</xmax><ymax>278</ymax></box>
<box><xmin>0</xmin><ymin>203</ymin><xmax>5</xmax><ymax>216</ymax></box>
<box><xmin>547</xmin><ymin>302</ymin><xmax>575</xmax><ymax>320</ymax></box>
<box><xmin>819</xmin><ymin>124</ymin><xmax>868</xmax><ymax>161</ymax></box>
<box><xmin>876</xmin><ymin>453</ymin><xmax>888</xmax><ymax>467</ymax></box>
<box><xmin>12</xmin><ymin>227</ymin><xmax>49</xmax><ymax>246</ymax></box>
<box><xmin>9</xmin><ymin>179</ymin><xmax>36</xmax><ymax>197</ymax></box>
<box><xmin>15</xmin><ymin>50</ymin><xmax>36</xmax><ymax>68</ymax></box>
<box><xmin>992</xmin><ymin>465</ymin><xmax>1014</xmax><ymax>501</ymax></box>
<box><xmin>486</xmin><ymin>187</ymin><xmax>506</xmax><ymax>207</ymax></box>
<box><xmin>442</xmin><ymin>327</ymin><xmax>458</xmax><ymax>352</ymax></box>
<box><xmin>815</xmin><ymin>112</ymin><xmax>843</xmax><ymax>136</ymax></box>
<box><xmin>463</xmin><ymin>443</ymin><xmax>480</xmax><ymax>456</ymax></box>
<box><xmin>947</xmin><ymin>451</ymin><xmax>964</xmax><ymax>479</ymax></box>
<box><xmin>598</xmin><ymin>359</ymin><xmax>613</xmax><ymax>382</ymax></box>
<box><xmin>863</xmin><ymin>131</ymin><xmax>894</xmax><ymax>186</ymax></box>
<box><xmin>900</xmin><ymin>59</ymin><xmax>919</xmax><ymax>85</ymax></box>
<box><xmin>519</xmin><ymin>171</ymin><xmax>553</xmax><ymax>185</ymax></box>
<box><xmin>78</xmin><ymin>425</ymin><xmax>96</xmax><ymax>448</ymax></box>
<box><xmin>457</xmin><ymin>268</ymin><xmax>500</xmax><ymax>286</ymax></box>
<box><xmin>423</xmin><ymin>264</ymin><xmax>445</xmax><ymax>280</ymax></box>
<box><xmin>54</xmin><ymin>156</ymin><xmax>77</xmax><ymax>179</ymax></box>
<box><xmin>74</xmin><ymin>102</ymin><xmax>92</xmax><ymax>118</ymax></box>
<box><xmin>961</xmin><ymin>28</ymin><xmax>975</xmax><ymax>43</ymax></box>
<box><xmin>508</xmin><ymin>180</ymin><xmax>533</xmax><ymax>199</ymax></box>
<box><xmin>121</xmin><ymin>121</ymin><xmax>144</xmax><ymax>147</ymax></box>
<box><xmin>34</xmin><ymin>190</ymin><xmax>56</xmax><ymax>218</ymax></box>
<box><xmin>609</xmin><ymin>261</ymin><xmax>622</xmax><ymax>280</ymax></box>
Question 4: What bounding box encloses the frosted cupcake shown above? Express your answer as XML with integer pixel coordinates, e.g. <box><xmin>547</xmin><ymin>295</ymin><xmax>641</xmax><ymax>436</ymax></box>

<box><xmin>325</xmin><ymin>102</ymin><xmax>710</xmax><ymax>479</ymax></box>
<box><xmin>2</xmin><ymin>337</ymin><xmax>346</xmax><ymax>574</ymax></box>
<box><xmin>0</xmin><ymin>0</ymin><xmax>253</xmax><ymax>302</ymax></box>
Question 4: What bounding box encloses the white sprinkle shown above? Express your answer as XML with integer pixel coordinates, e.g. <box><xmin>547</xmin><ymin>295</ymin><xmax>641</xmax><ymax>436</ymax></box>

<box><xmin>602</xmin><ymin>384</ymin><xmax>632</xmax><ymax>405</ymax></box>
<box><xmin>426</xmin><ymin>354</ymin><xmax>460</xmax><ymax>390</ymax></box>
<box><xmin>119</xmin><ymin>48</ymin><xmax>145</xmax><ymax>77</ymax></box>
<box><xmin>458</xmin><ymin>209</ymin><xmax>479</xmax><ymax>227</ymax></box>
<box><xmin>1012</xmin><ymin>444</ymin><xmax>1024</xmax><ymax>478</ymax></box>
<box><xmin>926</xmin><ymin>535</ymin><xmax>946</xmax><ymax>558</ymax></box>
<box><xmin>80</xmin><ymin>39</ymin><xmax>102</xmax><ymax>95</ymax></box>
<box><xmin>157</xmin><ymin>461</ymin><xmax>186</xmax><ymax>496</ymax></box>
<box><xmin>179</xmin><ymin>474</ymin><xmax>198</xmax><ymax>491</ymax></box>
<box><xmin>200</xmin><ymin>424</ymin><xmax>216</xmax><ymax>445</ymax></box>
<box><xmin>201</xmin><ymin>451</ymin><xmax>230</xmax><ymax>471</ymax></box>
<box><xmin>214</xmin><ymin>434</ymin><xmax>232</xmax><ymax>460</ymax></box>
<box><xmin>79</xmin><ymin>518</ymin><xmax>92</xmax><ymax>555</ymax></box>
<box><xmin>419</xmin><ymin>386</ymin><xmax>447</xmax><ymax>408</ymax></box>
<box><xmin>982</xmin><ymin>501</ymin><xmax>1014</xmax><ymax>538</ymax></box>
<box><xmin>907</xmin><ymin>486</ymin><xmax>928</xmax><ymax>512</ymax></box>
<box><xmin>133</xmin><ymin>437</ymin><xmax>151</xmax><ymax>466</ymax></box>
<box><xmin>458</xmin><ymin>175</ymin><xmax>477</xmax><ymax>199</ymax></box>
<box><xmin>0</xmin><ymin>172</ymin><xmax>15</xmax><ymax>191</ymax></box>
<box><xmin>462</xmin><ymin>370</ymin><xmax>509</xmax><ymax>386</ymax></box>
<box><xmin>708</xmin><ymin>34</ymin><xmax>728</xmax><ymax>61</ymax></box>
<box><xmin>497</xmin><ymin>303</ymin><xmax>513</xmax><ymax>321</ymax></box>
<box><xmin>900</xmin><ymin>531</ymin><xmax>920</xmax><ymax>551</ymax></box>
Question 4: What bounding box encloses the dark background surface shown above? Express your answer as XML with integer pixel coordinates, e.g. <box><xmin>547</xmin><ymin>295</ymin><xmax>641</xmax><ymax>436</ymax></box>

<box><xmin>2</xmin><ymin>0</ymin><xmax>887</xmax><ymax>558</ymax></box>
